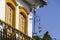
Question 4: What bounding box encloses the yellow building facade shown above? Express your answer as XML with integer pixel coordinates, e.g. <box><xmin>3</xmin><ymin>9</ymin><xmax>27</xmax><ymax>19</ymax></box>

<box><xmin>0</xmin><ymin>0</ymin><xmax>35</xmax><ymax>40</ymax></box>
<box><xmin>5</xmin><ymin>0</ymin><xmax>28</xmax><ymax>34</ymax></box>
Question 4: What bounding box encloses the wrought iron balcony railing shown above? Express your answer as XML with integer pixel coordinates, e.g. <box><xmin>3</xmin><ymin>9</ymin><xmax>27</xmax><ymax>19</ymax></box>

<box><xmin>0</xmin><ymin>20</ymin><xmax>34</xmax><ymax>40</ymax></box>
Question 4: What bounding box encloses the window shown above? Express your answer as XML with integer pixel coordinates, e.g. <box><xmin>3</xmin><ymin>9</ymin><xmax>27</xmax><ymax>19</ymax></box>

<box><xmin>6</xmin><ymin>4</ymin><xmax>13</xmax><ymax>25</ymax></box>
<box><xmin>19</xmin><ymin>12</ymin><xmax>25</xmax><ymax>33</ymax></box>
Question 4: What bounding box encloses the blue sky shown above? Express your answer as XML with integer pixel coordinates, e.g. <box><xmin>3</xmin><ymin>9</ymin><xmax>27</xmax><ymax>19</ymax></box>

<box><xmin>36</xmin><ymin>0</ymin><xmax>60</xmax><ymax>40</ymax></box>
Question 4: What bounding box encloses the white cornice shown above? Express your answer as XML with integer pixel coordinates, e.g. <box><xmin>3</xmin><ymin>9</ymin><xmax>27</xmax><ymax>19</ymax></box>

<box><xmin>16</xmin><ymin>0</ymin><xmax>47</xmax><ymax>13</ymax></box>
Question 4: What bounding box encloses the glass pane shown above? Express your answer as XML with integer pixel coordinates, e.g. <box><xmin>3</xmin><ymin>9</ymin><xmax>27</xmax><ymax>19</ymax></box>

<box><xmin>6</xmin><ymin>4</ymin><xmax>12</xmax><ymax>26</ymax></box>
<box><xmin>19</xmin><ymin>13</ymin><xmax>25</xmax><ymax>33</ymax></box>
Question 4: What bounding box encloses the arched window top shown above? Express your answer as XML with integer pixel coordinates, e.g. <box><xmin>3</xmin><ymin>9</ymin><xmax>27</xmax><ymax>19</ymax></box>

<box><xmin>20</xmin><ymin>12</ymin><xmax>26</xmax><ymax>18</ymax></box>
<box><xmin>7</xmin><ymin>3</ymin><xmax>15</xmax><ymax>10</ymax></box>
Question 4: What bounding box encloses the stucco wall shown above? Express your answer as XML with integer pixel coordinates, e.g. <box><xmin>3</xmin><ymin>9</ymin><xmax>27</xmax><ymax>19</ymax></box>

<box><xmin>16</xmin><ymin>6</ymin><xmax>19</xmax><ymax>29</ymax></box>
<box><xmin>28</xmin><ymin>12</ymin><xmax>33</xmax><ymax>37</ymax></box>
<box><xmin>0</xmin><ymin>0</ymin><xmax>5</xmax><ymax>21</ymax></box>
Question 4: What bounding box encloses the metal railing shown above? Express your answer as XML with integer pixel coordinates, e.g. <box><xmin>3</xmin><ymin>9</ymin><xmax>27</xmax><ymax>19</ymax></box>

<box><xmin>0</xmin><ymin>20</ymin><xmax>34</xmax><ymax>40</ymax></box>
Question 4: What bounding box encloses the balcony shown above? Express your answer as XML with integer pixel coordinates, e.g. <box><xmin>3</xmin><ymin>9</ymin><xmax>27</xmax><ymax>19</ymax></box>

<box><xmin>0</xmin><ymin>20</ymin><xmax>34</xmax><ymax>40</ymax></box>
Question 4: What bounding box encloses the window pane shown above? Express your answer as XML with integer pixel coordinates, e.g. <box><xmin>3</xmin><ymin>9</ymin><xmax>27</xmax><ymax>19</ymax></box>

<box><xmin>19</xmin><ymin>13</ymin><xmax>25</xmax><ymax>33</ymax></box>
<box><xmin>6</xmin><ymin>5</ymin><xmax>12</xmax><ymax>25</ymax></box>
